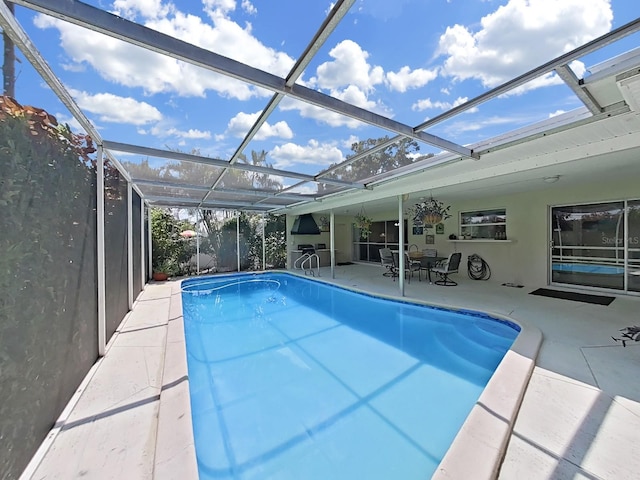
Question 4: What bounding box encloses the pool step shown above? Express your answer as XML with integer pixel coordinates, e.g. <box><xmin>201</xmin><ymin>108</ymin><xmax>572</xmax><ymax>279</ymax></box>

<box><xmin>463</xmin><ymin>321</ymin><xmax>516</xmax><ymax>351</ymax></box>
<box><xmin>428</xmin><ymin>331</ymin><xmax>495</xmax><ymax>385</ymax></box>
<box><xmin>433</xmin><ymin>326</ymin><xmax>507</xmax><ymax>373</ymax></box>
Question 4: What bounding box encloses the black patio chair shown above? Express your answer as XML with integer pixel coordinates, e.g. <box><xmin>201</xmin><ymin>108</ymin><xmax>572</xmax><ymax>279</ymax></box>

<box><xmin>431</xmin><ymin>252</ymin><xmax>462</xmax><ymax>286</ymax></box>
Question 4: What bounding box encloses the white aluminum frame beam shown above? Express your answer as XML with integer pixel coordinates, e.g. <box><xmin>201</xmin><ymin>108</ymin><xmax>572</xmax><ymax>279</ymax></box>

<box><xmin>413</xmin><ymin>17</ymin><xmax>640</xmax><ymax>132</ymax></box>
<box><xmin>316</xmin><ymin>17</ymin><xmax>640</xmax><ymax>180</ymax></box>
<box><xmin>146</xmin><ymin>197</ymin><xmax>282</xmax><ymax>209</ymax></box>
<box><xmin>132</xmin><ymin>178</ymin><xmax>318</xmax><ymax>202</ymax></box>
<box><xmin>127</xmin><ymin>182</ymin><xmax>134</xmax><ymax>309</ymax></box>
<box><xmin>554</xmin><ymin>64</ymin><xmax>602</xmax><ymax>115</ymax></box>
<box><xmin>104</xmin><ymin>141</ymin><xmax>364</xmax><ymax>190</ymax></box>
<box><xmin>13</xmin><ymin>0</ymin><xmax>473</xmax><ymax>159</ymax></box>
<box><xmin>204</xmin><ymin>0</ymin><xmax>356</xmax><ymax>201</ymax></box>
<box><xmin>96</xmin><ymin>146</ymin><xmax>106</xmax><ymax>356</ymax></box>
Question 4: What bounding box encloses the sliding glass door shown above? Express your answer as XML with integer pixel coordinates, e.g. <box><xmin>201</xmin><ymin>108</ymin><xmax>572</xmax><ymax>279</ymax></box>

<box><xmin>353</xmin><ymin>220</ymin><xmax>407</xmax><ymax>263</ymax></box>
<box><xmin>551</xmin><ymin>200</ymin><xmax>640</xmax><ymax>292</ymax></box>
<box><xmin>628</xmin><ymin>200</ymin><xmax>640</xmax><ymax>293</ymax></box>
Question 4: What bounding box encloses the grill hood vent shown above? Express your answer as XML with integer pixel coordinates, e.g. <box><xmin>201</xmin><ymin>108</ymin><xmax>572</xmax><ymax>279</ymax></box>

<box><xmin>290</xmin><ymin>214</ymin><xmax>320</xmax><ymax>235</ymax></box>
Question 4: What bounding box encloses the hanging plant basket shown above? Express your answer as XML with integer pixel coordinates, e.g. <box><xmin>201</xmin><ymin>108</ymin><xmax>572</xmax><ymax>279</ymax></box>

<box><xmin>353</xmin><ymin>212</ymin><xmax>372</xmax><ymax>239</ymax></box>
<box><xmin>422</xmin><ymin>212</ymin><xmax>444</xmax><ymax>225</ymax></box>
<box><xmin>410</xmin><ymin>196</ymin><xmax>451</xmax><ymax>226</ymax></box>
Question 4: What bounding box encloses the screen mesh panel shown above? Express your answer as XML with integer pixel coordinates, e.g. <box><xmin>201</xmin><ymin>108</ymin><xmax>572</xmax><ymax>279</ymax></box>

<box><xmin>0</xmin><ymin>97</ymin><xmax>98</xmax><ymax>478</ymax></box>
<box><xmin>104</xmin><ymin>161</ymin><xmax>129</xmax><ymax>341</ymax></box>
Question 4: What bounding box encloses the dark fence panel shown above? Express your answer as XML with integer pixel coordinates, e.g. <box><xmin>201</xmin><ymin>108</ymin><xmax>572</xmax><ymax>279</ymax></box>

<box><xmin>104</xmin><ymin>164</ymin><xmax>129</xmax><ymax>342</ymax></box>
<box><xmin>0</xmin><ymin>105</ymin><xmax>98</xmax><ymax>479</ymax></box>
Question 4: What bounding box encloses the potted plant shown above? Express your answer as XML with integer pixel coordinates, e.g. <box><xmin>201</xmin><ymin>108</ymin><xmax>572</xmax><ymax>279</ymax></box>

<box><xmin>353</xmin><ymin>212</ymin><xmax>373</xmax><ymax>239</ymax></box>
<box><xmin>152</xmin><ymin>258</ymin><xmax>177</xmax><ymax>281</ymax></box>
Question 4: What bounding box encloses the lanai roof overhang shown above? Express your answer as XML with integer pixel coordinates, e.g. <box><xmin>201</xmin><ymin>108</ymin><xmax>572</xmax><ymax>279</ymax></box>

<box><xmin>1</xmin><ymin>1</ymin><xmax>640</xmax><ymax>215</ymax></box>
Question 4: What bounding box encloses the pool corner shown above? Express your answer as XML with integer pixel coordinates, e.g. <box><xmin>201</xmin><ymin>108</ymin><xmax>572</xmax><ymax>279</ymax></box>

<box><xmin>432</xmin><ymin>320</ymin><xmax>542</xmax><ymax>479</ymax></box>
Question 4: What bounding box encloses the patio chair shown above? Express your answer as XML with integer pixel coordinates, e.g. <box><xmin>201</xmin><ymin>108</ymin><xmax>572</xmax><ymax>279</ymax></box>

<box><xmin>404</xmin><ymin>251</ymin><xmax>422</xmax><ymax>283</ymax></box>
<box><xmin>612</xmin><ymin>325</ymin><xmax>640</xmax><ymax>347</ymax></box>
<box><xmin>379</xmin><ymin>248</ymin><xmax>396</xmax><ymax>277</ymax></box>
<box><xmin>431</xmin><ymin>252</ymin><xmax>462</xmax><ymax>286</ymax></box>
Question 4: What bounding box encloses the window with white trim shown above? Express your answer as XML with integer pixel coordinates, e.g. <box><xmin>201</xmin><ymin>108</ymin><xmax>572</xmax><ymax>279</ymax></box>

<box><xmin>460</xmin><ymin>208</ymin><xmax>507</xmax><ymax>239</ymax></box>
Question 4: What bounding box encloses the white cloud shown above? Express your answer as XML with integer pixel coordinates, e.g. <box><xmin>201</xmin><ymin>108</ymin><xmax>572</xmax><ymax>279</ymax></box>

<box><xmin>279</xmin><ymin>97</ymin><xmax>367</xmax><ymax>129</ymax></box>
<box><xmin>145</xmin><ymin>124</ymin><xmax>211</xmax><ymax>139</ymax></box>
<box><xmin>386</xmin><ymin>66</ymin><xmax>438</xmax><ymax>93</ymax></box>
<box><xmin>55</xmin><ymin>112</ymin><xmax>86</xmax><ymax>133</ymax></box>
<box><xmin>112</xmin><ymin>0</ymin><xmax>174</xmax><ymax>20</ymax></box>
<box><xmin>202</xmin><ymin>0</ymin><xmax>236</xmax><ymax>16</ymax></box>
<box><xmin>412</xmin><ymin>96</ymin><xmax>469</xmax><ymax>111</ymax></box>
<box><xmin>437</xmin><ymin>0</ymin><xmax>612</xmax><ymax>89</ymax></box>
<box><xmin>167</xmin><ymin>128</ymin><xmax>211</xmax><ymax>139</ymax></box>
<box><xmin>68</xmin><ymin>89</ymin><xmax>162</xmax><ymax>125</ymax></box>
<box><xmin>269</xmin><ymin>140</ymin><xmax>344</xmax><ymax>169</ymax></box>
<box><xmin>342</xmin><ymin>135</ymin><xmax>360</xmax><ymax>149</ymax></box>
<box><xmin>549</xmin><ymin>109</ymin><xmax>566</xmax><ymax>118</ymax></box>
<box><xmin>33</xmin><ymin>2</ymin><xmax>295</xmax><ymax>100</ymax></box>
<box><xmin>311</xmin><ymin>40</ymin><xmax>384</xmax><ymax>93</ymax></box>
<box><xmin>279</xmin><ymin>84</ymin><xmax>391</xmax><ymax>129</ymax></box>
<box><xmin>285</xmin><ymin>184</ymin><xmax>318</xmax><ymax>194</ymax></box>
<box><xmin>442</xmin><ymin>114</ymin><xmax>532</xmax><ymax>136</ymax></box>
<box><xmin>241</xmin><ymin>0</ymin><xmax>257</xmax><ymax>15</ymax></box>
<box><xmin>226</xmin><ymin>111</ymin><xmax>293</xmax><ymax>140</ymax></box>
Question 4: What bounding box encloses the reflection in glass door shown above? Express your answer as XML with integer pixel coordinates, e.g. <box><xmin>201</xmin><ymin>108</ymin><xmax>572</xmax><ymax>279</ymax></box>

<box><xmin>551</xmin><ymin>202</ymin><xmax>625</xmax><ymax>290</ymax></box>
<box><xmin>628</xmin><ymin>200</ymin><xmax>640</xmax><ymax>293</ymax></box>
<box><xmin>353</xmin><ymin>220</ymin><xmax>407</xmax><ymax>262</ymax></box>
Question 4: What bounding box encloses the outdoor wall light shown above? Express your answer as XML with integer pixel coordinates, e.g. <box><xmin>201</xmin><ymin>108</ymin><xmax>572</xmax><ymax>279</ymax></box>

<box><xmin>543</xmin><ymin>175</ymin><xmax>561</xmax><ymax>183</ymax></box>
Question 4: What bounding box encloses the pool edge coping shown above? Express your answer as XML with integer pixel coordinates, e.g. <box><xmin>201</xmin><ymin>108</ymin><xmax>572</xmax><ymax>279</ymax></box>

<box><xmin>159</xmin><ymin>270</ymin><xmax>542</xmax><ymax>480</ymax></box>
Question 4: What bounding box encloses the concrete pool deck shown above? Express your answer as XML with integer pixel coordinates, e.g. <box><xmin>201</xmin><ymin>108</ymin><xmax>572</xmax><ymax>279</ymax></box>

<box><xmin>21</xmin><ymin>264</ymin><xmax>640</xmax><ymax>479</ymax></box>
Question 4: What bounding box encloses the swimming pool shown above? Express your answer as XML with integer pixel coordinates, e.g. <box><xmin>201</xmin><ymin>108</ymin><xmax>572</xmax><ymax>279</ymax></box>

<box><xmin>181</xmin><ymin>272</ymin><xmax>520</xmax><ymax>479</ymax></box>
<box><xmin>552</xmin><ymin>263</ymin><xmax>624</xmax><ymax>275</ymax></box>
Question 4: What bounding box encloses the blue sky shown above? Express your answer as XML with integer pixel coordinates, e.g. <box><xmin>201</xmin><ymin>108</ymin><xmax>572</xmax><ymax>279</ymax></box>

<box><xmin>9</xmin><ymin>0</ymin><xmax>640</xmax><ymax>191</ymax></box>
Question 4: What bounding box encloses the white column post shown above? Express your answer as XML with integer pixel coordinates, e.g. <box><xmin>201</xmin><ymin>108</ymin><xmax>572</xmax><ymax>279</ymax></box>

<box><xmin>330</xmin><ymin>211</ymin><xmax>336</xmax><ymax>279</ymax></box>
<box><xmin>140</xmin><ymin>201</ymin><xmax>145</xmax><ymax>288</ymax></box>
<box><xmin>96</xmin><ymin>146</ymin><xmax>106</xmax><ymax>356</ymax></box>
<box><xmin>196</xmin><ymin>208</ymin><xmax>201</xmax><ymax>274</ymax></box>
<box><xmin>147</xmin><ymin>207</ymin><xmax>153</xmax><ymax>280</ymax></box>
<box><xmin>236</xmin><ymin>211</ymin><xmax>241</xmax><ymax>272</ymax></box>
<box><xmin>398</xmin><ymin>195</ymin><xmax>405</xmax><ymax>296</ymax></box>
<box><xmin>127</xmin><ymin>182</ymin><xmax>133</xmax><ymax>309</ymax></box>
<box><xmin>262</xmin><ymin>213</ymin><xmax>266</xmax><ymax>271</ymax></box>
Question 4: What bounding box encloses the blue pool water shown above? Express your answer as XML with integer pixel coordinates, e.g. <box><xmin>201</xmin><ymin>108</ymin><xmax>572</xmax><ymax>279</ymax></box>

<box><xmin>552</xmin><ymin>263</ymin><xmax>624</xmax><ymax>275</ymax></box>
<box><xmin>181</xmin><ymin>273</ymin><xmax>519</xmax><ymax>480</ymax></box>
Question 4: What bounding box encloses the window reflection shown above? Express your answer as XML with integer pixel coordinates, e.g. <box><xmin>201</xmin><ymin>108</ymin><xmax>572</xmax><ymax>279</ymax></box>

<box><xmin>353</xmin><ymin>220</ymin><xmax>407</xmax><ymax>262</ymax></box>
<box><xmin>551</xmin><ymin>202</ymin><xmax>624</xmax><ymax>290</ymax></box>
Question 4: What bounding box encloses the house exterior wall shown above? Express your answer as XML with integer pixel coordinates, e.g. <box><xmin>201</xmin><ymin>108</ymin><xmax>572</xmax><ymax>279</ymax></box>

<box><xmin>289</xmin><ymin>176</ymin><xmax>638</xmax><ymax>291</ymax></box>
<box><xmin>444</xmin><ymin>176</ymin><xmax>638</xmax><ymax>288</ymax></box>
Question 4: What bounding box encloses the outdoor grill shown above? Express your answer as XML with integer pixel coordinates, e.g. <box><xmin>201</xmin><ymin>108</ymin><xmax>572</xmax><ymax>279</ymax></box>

<box><xmin>297</xmin><ymin>244</ymin><xmax>315</xmax><ymax>255</ymax></box>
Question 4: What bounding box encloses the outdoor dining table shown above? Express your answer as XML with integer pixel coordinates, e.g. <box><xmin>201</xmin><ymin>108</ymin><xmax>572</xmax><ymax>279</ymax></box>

<box><xmin>392</xmin><ymin>251</ymin><xmax>447</xmax><ymax>283</ymax></box>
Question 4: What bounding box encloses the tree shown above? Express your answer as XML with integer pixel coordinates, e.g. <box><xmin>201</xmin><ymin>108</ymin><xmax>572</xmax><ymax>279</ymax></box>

<box><xmin>150</xmin><ymin>208</ymin><xmax>195</xmax><ymax>275</ymax></box>
<box><xmin>317</xmin><ymin>136</ymin><xmax>433</xmax><ymax>192</ymax></box>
